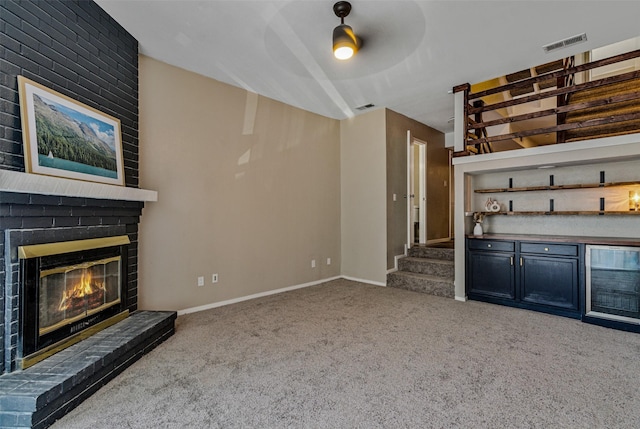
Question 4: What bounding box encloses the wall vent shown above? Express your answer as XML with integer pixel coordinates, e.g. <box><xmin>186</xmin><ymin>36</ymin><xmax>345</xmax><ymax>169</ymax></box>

<box><xmin>542</xmin><ymin>33</ymin><xmax>587</xmax><ymax>53</ymax></box>
<box><xmin>355</xmin><ymin>103</ymin><xmax>375</xmax><ymax>111</ymax></box>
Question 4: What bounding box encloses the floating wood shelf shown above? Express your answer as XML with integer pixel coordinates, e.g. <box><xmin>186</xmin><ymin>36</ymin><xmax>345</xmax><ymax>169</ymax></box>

<box><xmin>479</xmin><ymin>210</ymin><xmax>640</xmax><ymax>216</ymax></box>
<box><xmin>475</xmin><ymin>181</ymin><xmax>640</xmax><ymax>193</ymax></box>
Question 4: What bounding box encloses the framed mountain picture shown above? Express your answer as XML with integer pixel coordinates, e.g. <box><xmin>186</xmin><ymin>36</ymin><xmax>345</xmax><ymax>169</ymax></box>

<box><xmin>17</xmin><ymin>76</ymin><xmax>125</xmax><ymax>186</ymax></box>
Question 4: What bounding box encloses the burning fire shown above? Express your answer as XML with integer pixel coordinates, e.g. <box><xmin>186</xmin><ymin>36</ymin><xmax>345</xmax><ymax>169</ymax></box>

<box><xmin>58</xmin><ymin>270</ymin><xmax>105</xmax><ymax>312</ymax></box>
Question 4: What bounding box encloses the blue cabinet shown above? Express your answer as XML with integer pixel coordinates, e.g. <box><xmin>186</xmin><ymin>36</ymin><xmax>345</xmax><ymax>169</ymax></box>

<box><xmin>467</xmin><ymin>239</ymin><xmax>515</xmax><ymax>299</ymax></box>
<box><xmin>520</xmin><ymin>254</ymin><xmax>579</xmax><ymax>311</ymax></box>
<box><xmin>467</xmin><ymin>237</ymin><xmax>582</xmax><ymax>318</ymax></box>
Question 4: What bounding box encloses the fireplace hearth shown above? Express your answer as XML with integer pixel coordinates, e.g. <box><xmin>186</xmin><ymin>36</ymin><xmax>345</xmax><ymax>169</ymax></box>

<box><xmin>0</xmin><ymin>310</ymin><xmax>176</xmax><ymax>428</ymax></box>
<box><xmin>19</xmin><ymin>236</ymin><xmax>130</xmax><ymax>369</ymax></box>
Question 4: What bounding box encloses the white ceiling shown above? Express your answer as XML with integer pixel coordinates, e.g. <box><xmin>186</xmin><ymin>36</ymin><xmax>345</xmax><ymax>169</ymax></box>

<box><xmin>95</xmin><ymin>0</ymin><xmax>640</xmax><ymax>134</ymax></box>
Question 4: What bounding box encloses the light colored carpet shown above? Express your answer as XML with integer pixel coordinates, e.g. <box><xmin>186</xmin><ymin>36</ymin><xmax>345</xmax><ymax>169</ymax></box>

<box><xmin>54</xmin><ymin>279</ymin><xmax>640</xmax><ymax>428</ymax></box>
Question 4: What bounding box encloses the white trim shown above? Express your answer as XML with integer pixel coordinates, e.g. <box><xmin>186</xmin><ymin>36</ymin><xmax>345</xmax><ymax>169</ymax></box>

<box><xmin>417</xmin><ymin>140</ymin><xmax>427</xmax><ymax>243</ymax></box>
<box><xmin>0</xmin><ymin>170</ymin><xmax>158</xmax><ymax>202</ymax></box>
<box><xmin>448</xmin><ymin>149</ymin><xmax>453</xmax><ymax>239</ymax></box>
<box><xmin>341</xmin><ymin>276</ymin><xmax>387</xmax><ymax>287</ymax></box>
<box><xmin>408</xmin><ymin>133</ymin><xmax>428</xmax><ymax>245</ymax></box>
<box><xmin>455</xmin><ymin>295</ymin><xmax>468</xmax><ymax>302</ymax></box>
<box><xmin>453</xmin><ymin>91</ymin><xmax>465</xmax><ymax>152</ymax></box>
<box><xmin>177</xmin><ymin>276</ymin><xmax>342</xmax><ymax>315</ymax></box>
<box><xmin>406</xmin><ymin>130</ymin><xmax>412</xmax><ymax>248</ymax></box>
<box><xmin>452</xmin><ymin>133</ymin><xmax>640</xmax><ymax>169</ymax></box>
<box><xmin>387</xmin><ymin>252</ymin><xmax>406</xmax><ymax>274</ymax></box>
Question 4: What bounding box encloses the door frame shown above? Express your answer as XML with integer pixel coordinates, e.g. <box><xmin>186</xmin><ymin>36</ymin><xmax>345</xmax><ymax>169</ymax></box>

<box><xmin>406</xmin><ymin>131</ymin><xmax>427</xmax><ymax>247</ymax></box>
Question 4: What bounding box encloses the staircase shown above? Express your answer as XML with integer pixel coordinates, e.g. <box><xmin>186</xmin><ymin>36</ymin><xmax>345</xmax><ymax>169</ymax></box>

<box><xmin>564</xmin><ymin>78</ymin><xmax>640</xmax><ymax>142</ymax></box>
<box><xmin>387</xmin><ymin>245</ymin><xmax>454</xmax><ymax>298</ymax></box>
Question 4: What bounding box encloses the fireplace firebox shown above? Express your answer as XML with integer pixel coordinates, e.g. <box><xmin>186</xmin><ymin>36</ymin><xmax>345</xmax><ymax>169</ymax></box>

<box><xmin>18</xmin><ymin>236</ymin><xmax>130</xmax><ymax>368</ymax></box>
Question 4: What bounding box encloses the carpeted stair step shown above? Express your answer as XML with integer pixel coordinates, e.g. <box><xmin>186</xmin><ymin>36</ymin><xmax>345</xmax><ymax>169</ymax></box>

<box><xmin>564</xmin><ymin>78</ymin><xmax>640</xmax><ymax>142</ymax></box>
<box><xmin>408</xmin><ymin>246</ymin><xmax>454</xmax><ymax>261</ymax></box>
<box><xmin>398</xmin><ymin>256</ymin><xmax>454</xmax><ymax>278</ymax></box>
<box><xmin>386</xmin><ymin>271</ymin><xmax>454</xmax><ymax>298</ymax></box>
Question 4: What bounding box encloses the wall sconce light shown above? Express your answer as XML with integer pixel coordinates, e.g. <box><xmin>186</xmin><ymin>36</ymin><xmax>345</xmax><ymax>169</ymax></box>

<box><xmin>630</xmin><ymin>191</ymin><xmax>640</xmax><ymax>211</ymax></box>
<box><xmin>333</xmin><ymin>1</ymin><xmax>359</xmax><ymax>60</ymax></box>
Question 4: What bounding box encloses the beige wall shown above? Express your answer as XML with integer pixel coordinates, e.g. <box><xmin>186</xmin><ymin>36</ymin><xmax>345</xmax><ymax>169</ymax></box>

<box><xmin>386</xmin><ymin>109</ymin><xmax>449</xmax><ymax>269</ymax></box>
<box><xmin>138</xmin><ymin>56</ymin><xmax>341</xmax><ymax>311</ymax></box>
<box><xmin>340</xmin><ymin>109</ymin><xmax>387</xmax><ymax>285</ymax></box>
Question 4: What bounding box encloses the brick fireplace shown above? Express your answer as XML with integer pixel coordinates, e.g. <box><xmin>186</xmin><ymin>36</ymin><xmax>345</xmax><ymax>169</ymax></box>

<box><xmin>2</xmin><ymin>0</ymin><xmax>143</xmax><ymax>371</ymax></box>
<box><xmin>1</xmin><ymin>188</ymin><xmax>147</xmax><ymax>373</ymax></box>
<box><xmin>0</xmin><ymin>1</ymin><xmax>177</xmax><ymax>427</ymax></box>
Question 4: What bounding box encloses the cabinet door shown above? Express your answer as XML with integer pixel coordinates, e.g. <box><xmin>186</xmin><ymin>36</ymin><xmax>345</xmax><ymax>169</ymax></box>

<box><xmin>520</xmin><ymin>256</ymin><xmax>578</xmax><ymax>310</ymax></box>
<box><xmin>468</xmin><ymin>251</ymin><xmax>515</xmax><ymax>299</ymax></box>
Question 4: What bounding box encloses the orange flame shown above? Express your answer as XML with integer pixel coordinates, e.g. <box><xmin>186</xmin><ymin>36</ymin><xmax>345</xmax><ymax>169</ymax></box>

<box><xmin>58</xmin><ymin>269</ymin><xmax>105</xmax><ymax>312</ymax></box>
<box><xmin>75</xmin><ymin>271</ymin><xmax>93</xmax><ymax>298</ymax></box>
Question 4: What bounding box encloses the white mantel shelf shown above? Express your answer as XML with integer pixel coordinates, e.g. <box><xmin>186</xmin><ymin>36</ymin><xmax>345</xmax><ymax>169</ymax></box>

<box><xmin>0</xmin><ymin>170</ymin><xmax>157</xmax><ymax>202</ymax></box>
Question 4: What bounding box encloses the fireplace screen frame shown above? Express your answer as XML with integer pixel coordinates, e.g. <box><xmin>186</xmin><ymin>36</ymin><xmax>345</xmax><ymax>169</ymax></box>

<box><xmin>19</xmin><ymin>236</ymin><xmax>130</xmax><ymax>364</ymax></box>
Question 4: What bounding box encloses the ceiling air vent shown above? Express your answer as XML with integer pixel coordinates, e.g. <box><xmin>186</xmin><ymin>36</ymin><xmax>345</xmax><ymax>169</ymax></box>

<box><xmin>542</xmin><ymin>33</ymin><xmax>587</xmax><ymax>53</ymax></box>
<box><xmin>355</xmin><ymin>103</ymin><xmax>375</xmax><ymax>111</ymax></box>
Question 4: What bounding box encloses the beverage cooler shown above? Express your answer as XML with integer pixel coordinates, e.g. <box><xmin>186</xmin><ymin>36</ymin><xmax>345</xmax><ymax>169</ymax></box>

<box><xmin>585</xmin><ymin>245</ymin><xmax>640</xmax><ymax>327</ymax></box>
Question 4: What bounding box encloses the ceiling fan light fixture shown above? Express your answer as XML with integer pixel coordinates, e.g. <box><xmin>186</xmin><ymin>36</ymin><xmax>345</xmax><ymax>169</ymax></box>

<box><xmin>333</xmin><ymin>24</ymin><xmax>357</xmax><ymax>60</ymax></box>
<box><xmin>332</xmin><ymin>1</ymin><xmax>359</xmax><ymax>60</ymax></box>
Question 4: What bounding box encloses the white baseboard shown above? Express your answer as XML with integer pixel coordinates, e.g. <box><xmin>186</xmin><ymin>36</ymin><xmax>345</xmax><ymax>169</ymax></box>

<box><xmin>426</xmin><ymin>237</ymin><xmax>452</xmax><ymax>245</ymax></box>
<box><xmin>177</xmin><ymin>275</ymin><xmax>342</xmax><ymax>316</ymax></box>
<box><xmin>341</xmin><ymin>276</ymin><xmax>386</xmax><ymax>287</ymax></box>
<box><xmin>454</xmin><ymin>295</ymin><xmax>468</xmax><ymax>302</ymax></box>
<box><xmin>387</xmin><ymin>253</ymin><xmax>406</xmax><ymax>274</ymax></box>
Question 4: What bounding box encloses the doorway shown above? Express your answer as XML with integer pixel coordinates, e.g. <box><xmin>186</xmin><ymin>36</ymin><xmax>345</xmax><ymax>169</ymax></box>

<box><xmin>407</xmin><ymin>131</ymin><xmax>427</xmax><ymax>246</ymax></box>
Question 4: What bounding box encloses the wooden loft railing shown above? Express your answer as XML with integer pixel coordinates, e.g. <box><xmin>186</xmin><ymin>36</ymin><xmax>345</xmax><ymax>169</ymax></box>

<box><xmin>453</xmin><ymin>49</ymin><xmax>640</xmax><ymax>156</ymax></box>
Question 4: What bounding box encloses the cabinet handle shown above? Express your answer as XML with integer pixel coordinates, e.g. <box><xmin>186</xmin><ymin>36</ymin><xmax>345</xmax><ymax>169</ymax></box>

<box><xmin>520</xmin><ymin>257</ymin><xmax>523</xmax><ymax>266</ymax></box>
<box><xmin>510</xmin><ymin>256</ymin><xmax>514</xmax><ymax>266</ymax></box>
<box><xmin>544</xmin><ymin>247</ymin><xmax>549</xmax><ymax>251</ymax></box>
<box><xmin>487</xmin><ymin>244</ymin><xmax>492</xmax><ymax>248</ymax></box>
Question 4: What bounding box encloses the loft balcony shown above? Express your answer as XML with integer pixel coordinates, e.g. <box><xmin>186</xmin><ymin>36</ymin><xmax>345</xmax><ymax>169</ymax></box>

<box><xmin>452</xmin><ymin>38</ymin><xmax>640</xmax><ymax>157</ymax></box>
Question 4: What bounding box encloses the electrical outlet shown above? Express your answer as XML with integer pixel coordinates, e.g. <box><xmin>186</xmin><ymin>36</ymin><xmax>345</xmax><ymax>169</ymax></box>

<box><xmin>311</xmin><ymin>259</ymin><xmax>316</xmax><ymax>268</ymax></box>
<box><xmin>393</xmin><ymin>193</ymin><xmax>397</xmax><ymax>201</ymax></box>
<box><xmin>197</xmin><ymin>276</ymin><xmax>204</xmax><ymax>287</ymax></box>
<box><xmin>327</xmin><ymin>258</ymin><xmax>331</xmax><ymax>265</ymax></box>
<box><xmin>212</xmin><ymin>273</ymin><xmax>218</xmax><ymax>283</ymax></box>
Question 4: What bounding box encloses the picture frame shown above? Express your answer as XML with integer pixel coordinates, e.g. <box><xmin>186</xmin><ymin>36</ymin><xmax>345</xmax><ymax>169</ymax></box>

<box><xmin>17</xmin><ymin>76</ymin><xmax>125</xmax><ymax>186</ymax></box>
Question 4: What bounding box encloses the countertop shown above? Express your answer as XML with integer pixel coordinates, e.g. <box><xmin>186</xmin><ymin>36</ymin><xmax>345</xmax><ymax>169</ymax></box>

<box><xmin>467</xmin><ymin>233</ymin><xmax>640</xmax><ymax>247</ymax></box>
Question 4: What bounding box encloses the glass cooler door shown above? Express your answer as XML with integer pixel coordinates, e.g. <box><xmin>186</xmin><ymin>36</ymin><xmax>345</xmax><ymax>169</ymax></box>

<box><xmin>586</xmin><ymin>245</ymin><xmax>640</xmax><ymax>323</ymax></box>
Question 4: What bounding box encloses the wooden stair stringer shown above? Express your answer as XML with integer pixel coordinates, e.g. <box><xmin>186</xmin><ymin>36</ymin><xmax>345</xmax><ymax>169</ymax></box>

<box><xmin>564</xmin><ymin>78</ymin><xmax>640</xmax><ymax>142</ymax></box>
